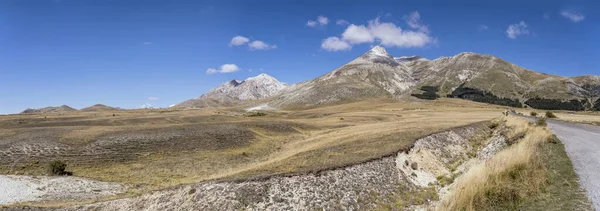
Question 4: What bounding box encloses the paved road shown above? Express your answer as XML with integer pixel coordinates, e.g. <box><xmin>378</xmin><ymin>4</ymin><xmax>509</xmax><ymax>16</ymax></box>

<box><xmin>522</xmin><ymin>115</ymin><xmax>600</xmax><ymax>210</ymax></box>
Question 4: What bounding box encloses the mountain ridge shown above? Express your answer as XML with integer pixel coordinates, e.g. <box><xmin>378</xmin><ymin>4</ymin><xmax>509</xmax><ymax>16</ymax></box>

<box><xmin>169</xmin><ymin>46</ymin><xmax>600</xmax><ymax>111</ymax></box>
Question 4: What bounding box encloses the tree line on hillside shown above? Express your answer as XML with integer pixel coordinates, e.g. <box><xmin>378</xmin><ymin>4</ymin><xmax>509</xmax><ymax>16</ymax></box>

<box><xmin>524</xmin><ymin>98</ymin><xmax>586</xmax><ymax>111</ymax></box>
<box><xmin>411</xmin><ymin>86</ymin><xmax>440</xmax><ymax>100</ymax></box>
<box><xmin>449</xmin><ymin>85</ymin><xmax>523</xmax><ymax>108</ymax></box>
<box><xmin>410</xmin><ymin>84</ymin><xmax>600</xmax><ymax>111</ymax></box>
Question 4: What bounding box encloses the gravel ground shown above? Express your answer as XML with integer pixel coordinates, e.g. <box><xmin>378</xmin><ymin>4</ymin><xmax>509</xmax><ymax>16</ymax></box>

<box><xmin>522</xmin><ymin>116</ymin><xmax>600</xmax><ymax>210</ymax></box>
<box><xmin>0</xmin><ymin>175</ymin><xmax>125</xmax><ymax>205</ymax></box>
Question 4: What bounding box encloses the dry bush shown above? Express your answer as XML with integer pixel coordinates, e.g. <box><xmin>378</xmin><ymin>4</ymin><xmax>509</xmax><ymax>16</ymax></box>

<box><xmin>545</xmin><ymin>111</ymin><xmax>557</xmax><ymax>118</ymax></box>
<box><xmin>440</xmin><ymin>116</ymin><xmax>551</xmax><ymax>211</ymax></box>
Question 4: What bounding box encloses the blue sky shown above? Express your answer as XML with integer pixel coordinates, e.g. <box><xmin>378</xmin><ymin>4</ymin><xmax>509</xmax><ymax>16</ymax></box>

<box><xmin>0</xmin><ymin>0</ymin><xmax>598</xmax><ymax>114</ymax></box>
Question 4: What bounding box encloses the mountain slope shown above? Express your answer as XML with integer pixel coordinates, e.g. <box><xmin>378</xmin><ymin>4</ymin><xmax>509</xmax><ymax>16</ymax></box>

<box><xmin>177</xmin><ymin>46</ymin><xmax>600</xmax><ymax>111</ymax></box>
<box><xmin>270</xmin><ymin>46</ymin><xmax>415</xmax><ymax>109</ymax></box>
<box><xmin>175</xmin><ymin>73</ymin><xmax>287</xmax><ymax>108</ymax></box>
<box><xmin>80</xmin><ymin>104</ymin><xmax>119</xmax><ymax>112</ymax></box>
<box><xmin>271</xmin><ymin>46</ymin><xmax>599</xmax><ymax>110</ymax></box>
<box><xmin>21</xmin><ymin>105</ymin><xmax>77</xmax><ymax>114</ymax></box>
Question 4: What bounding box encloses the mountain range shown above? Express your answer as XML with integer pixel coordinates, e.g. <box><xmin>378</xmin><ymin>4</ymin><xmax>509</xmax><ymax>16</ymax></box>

<box><xmin>176</xmin><ymin>46</ymin><xmax>600</xmax><ymax>111</ymax></box>
<box><xmin>20</xmin><ymin>104</ymin><xmax>119</xmax><ymax>114</ymax></box>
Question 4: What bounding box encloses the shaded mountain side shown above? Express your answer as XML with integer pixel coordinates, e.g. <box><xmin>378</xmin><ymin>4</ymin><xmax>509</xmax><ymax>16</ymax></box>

<box><xmin>80</xmin><ymin>104</ymin><xmax>119</xmax><ymax>112</ymax></box>
<box><xmin>21</xmin><ymin>105</ymin><xmax>77</xmax><ymax>114</ymax></box>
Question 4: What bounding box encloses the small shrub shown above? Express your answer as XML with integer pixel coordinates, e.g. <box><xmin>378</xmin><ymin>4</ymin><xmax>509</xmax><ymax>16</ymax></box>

<box><xmin>545</xmin><ymin>111</ymin><xmax>557</xmax><ymax>118</ymax></box>
<box><xmin>411</xmin><ymin>162</ymin><xmax>419</xmax><ymax>170</ymax></box>
<box><xmin>48</xmin><ymin>160</ymin><xmax>68</xmax><ymax>176</ymax></box>
<box><xmin>530</xmin><ymin>111</ymin><xmax>537</xmax><ymax>117</ymax></box>
<box><xmin>247</xmin><ymin>112</ymin><xmax>267</xmax><ymax>117</ymax></box>
<box><xmin>339</xmin><ymin>118</ymin><xmax>344</xmax><ymax>121</ymax></box>
<box><xmin>488</xmin><ymin>122</ymin><xmax>499</xmax><ymax>129</ymax></box>
<box><xmin>536</xmin><ymin>117</ymin><xmax>547</xmax><ymax>127</ymax></box>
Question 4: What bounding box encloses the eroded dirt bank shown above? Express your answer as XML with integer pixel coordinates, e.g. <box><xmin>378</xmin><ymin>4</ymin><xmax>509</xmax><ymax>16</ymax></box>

<box><xmin>46</xmin><ymin>121</ymin><xmax>508</xmax><ymax>211</ymax></box>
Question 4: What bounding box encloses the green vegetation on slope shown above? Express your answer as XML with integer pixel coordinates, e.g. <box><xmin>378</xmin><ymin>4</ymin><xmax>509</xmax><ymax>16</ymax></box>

<box><xmin>450</xmin><ymin>85</ymin><xmax>523</xmax><ymax>108</ymax></box>
<box><xmin>525</xmin><ymin>98</ymin><xmax>587</xmax><ymax>111</ymax></box>
<box><xmin>411</xmin><ymin>86</ymin><xmax>440</xmax><ymax>100</ymax></box>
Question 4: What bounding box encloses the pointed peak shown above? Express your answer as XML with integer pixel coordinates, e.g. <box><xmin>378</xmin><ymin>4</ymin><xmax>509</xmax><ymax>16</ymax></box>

<box><xmin>228</xmin><ymin>80</ymin><xmax>241</xmax><ymax>86</ymax></box>
<box><xmin>363</xmin><ymin>45</ymin><xmax>393</xmax><ymax>59</ymax></box>
<box><xmin>370</xmin><ymin>45</ymin><xmax>387</xmax><ymax>53</ymax></box>
<box><xmin>246</xmin><ymin>73</ymin><xmax>278</xmax><ymax>81</ymax></box>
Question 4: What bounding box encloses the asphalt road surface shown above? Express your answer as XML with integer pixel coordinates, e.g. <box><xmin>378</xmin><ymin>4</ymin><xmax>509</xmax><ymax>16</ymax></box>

<box><xmin>522</xmin><ymin>115</ymin><xmax>600</xmax><ymax>210</ymax></box>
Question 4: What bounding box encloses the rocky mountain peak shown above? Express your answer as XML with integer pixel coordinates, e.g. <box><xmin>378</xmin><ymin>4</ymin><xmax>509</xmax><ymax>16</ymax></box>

<box><xmin>348</xmin><ymin>46</ymin><xmax>398</xmax><ymax>66</ymax></box>
<box><xmin>199</xmin><ymin>73</ymin><xmax>287</xmax><ymax>101</ymax></box>
<box><xmin>369</xmin><ymin>46</ymin><xmax>390</xmax><ymax>57</ymax></box>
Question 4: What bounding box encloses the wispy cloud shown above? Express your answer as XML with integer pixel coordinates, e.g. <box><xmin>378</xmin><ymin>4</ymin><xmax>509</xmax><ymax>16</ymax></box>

<box><xmin>403</xmin><ymin>11</ymin><xmax>429</xmax><ymax>33</ymax></box>
<box><xmin>206</xmin><ymin>64</ymin><xmax>240</xmax><ymax>74</ymax></box>
<box><xmin>561</xmin><ymin>11</ymin><xmax>585</xmax><ymax>22</ymax></box>
<box><xmin>478</xmin><ymin>25</ymin><xmax>489</xmax><ymax>31</ymax></box>
<box><xmin>543</xmin><ymin>12</ymin><xmax>551</xmax><ymax>20</ymax></box>
<box><xmin>336</xmin><ymin>19</ymin><xmax>349</xmax><ymax>25</ymax></box>
<box><xmin>307</xmin><ymin>15</ymin><xmax>329</xmax><ymax>27</ymax></box>
<box><xmin>142</xmin><ymin>42</ymin><xmax>152</xmax><ymax>45</ymax></box>
<box><xmin>506</xmin><ymin>21</ymin><xmax>529</xmax><ymax>39</ymax></box>
<box><xmin>148</xmin><ymin>97</ymin><xmax>159</xmax><ymax>101</ymax></box>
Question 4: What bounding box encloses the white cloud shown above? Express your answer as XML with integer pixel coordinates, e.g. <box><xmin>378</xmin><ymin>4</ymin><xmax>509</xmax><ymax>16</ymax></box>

<box><xmin>248</xmin><ymin>40</ymin><xmax>277</xmax><ymax>50</ymax></box>
<box><xmin>336</xmin><ymin>19</ymin><xmax>349</xmax><ymax>25</ymax></box>
<box><xmin>322</xmin><ymin>12</ymin><xmax>435</xmax><ymax>51</ymax></box>
<box><xmin>148</xmin><ymin>97</ymin><xmax>159</xmax><ymax>101</ymax></box>
<box><xmin>248</xmin><ymin>69</ymin><xmax>253</xmax><ymax>72</ymax></box>
<box><xmin>142</xmin><ymin>42</ymin><xmax>152</xmax><ymax>45</ymax></box>
<box><xmin>321</xmin><ymin>37</ymin><xmax>351</xmax><ymax>52</ymax></box>
<box><xmin>342</xmin><ymin>24</ymin><xmax>374</xmax><ymax>44</ymax></box>
<box><xmin>561</xmin><ymin>11</ymin><xmax>585</xmax><ymax>22</ymax></box>
<box><xmin>367</xmin><ymin>18</ymin><xmax>434</xmax><ymax>48</ymax></box>
<box><xmin>229</xmin><ymin>36</ymin><xmax>250</xmax><ymax>46</ymax></box>
<box><xmin>317</xmin><ymin>16</ymin><xmax>329</xmax><ymax>25</ymax></box>
<box><xmin>306</xmin><ymin>16</ymin><xmax>329</xmax><ymax>27</ymax></box>
<box><xmin>478</xmin><ymin>25</ymin><xmax>489</xmax><ymax>31</ymax></box>
<box><xmin>403</xmin><ymin>11</ymin><xmax>429</xmax><ymax>33</ymax></box>
<box><xmin>506</xmin><ymin>21</ymin><xmax>529</xmax><ymax>39</ymax></box>
<box><xmin>206</xmin><ymin>64</ymin><xmax>240</xmax><ymax>74</ymax></box>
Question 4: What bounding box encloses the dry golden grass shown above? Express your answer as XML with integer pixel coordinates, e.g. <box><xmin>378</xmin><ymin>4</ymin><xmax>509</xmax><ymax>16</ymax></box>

<box><xmin>515</xmin><ymin>108</ymin><xmax>600</xmax><ymax>125</ymax></box>
<box><xmin>440</xmin><ymin>116</ymin><xmax>551</xmax><ymax>210</ymax></box>
<box><xmin>0</xmin><ymin>98</ymin><xmax>504</xmax><ymax>194</ymax></box>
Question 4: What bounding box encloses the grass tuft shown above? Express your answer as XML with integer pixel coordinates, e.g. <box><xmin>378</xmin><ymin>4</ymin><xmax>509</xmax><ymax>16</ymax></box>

<box><xmin>440</xmin><ymin>116</ymin><xmax>550</xmax><ymax>210</ymax></box>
